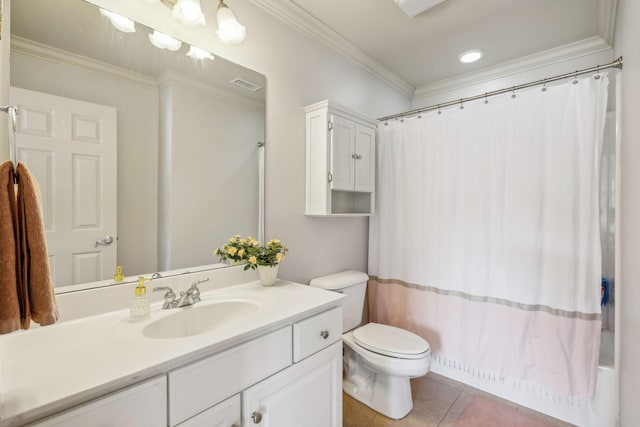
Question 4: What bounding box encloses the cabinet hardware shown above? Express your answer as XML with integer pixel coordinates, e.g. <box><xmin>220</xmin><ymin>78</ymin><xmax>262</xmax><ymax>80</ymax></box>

<box><xmin>328</xmin><ymin>172</ymin><xmax>333</xmax><ymax>183</ymax></box>
<box><xmin>251</xmin><ymin>411</ymin><xmax>263</xmax><ymax>423</ymax></box>
<box><xmin>328</xmin><ymin>121</ymin><xmax>333</xmax><ymax>131</ymax></box>
<box><xmin>320</xmin><ymin>330</ymin><xmax>329</xmax><ymax>339</ymax></box>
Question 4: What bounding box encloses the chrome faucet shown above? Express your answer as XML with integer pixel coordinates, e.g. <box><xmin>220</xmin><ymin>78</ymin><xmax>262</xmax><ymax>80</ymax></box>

<box><xmin>176</xmin><ymin>278</ymin><xmax>210</xmax><ymax>308</ymax></box>
<box><xmin>153</xmin><ymin>286</ymin><xmax>178</xmax><ymax>309</ymax></box>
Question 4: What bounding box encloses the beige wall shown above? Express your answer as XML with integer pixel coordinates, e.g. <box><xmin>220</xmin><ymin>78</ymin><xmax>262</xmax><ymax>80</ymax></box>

<box><xmin>0</xmin><ymin>0</ymin><xmax>10</xmax><ymax>160</ymax></box>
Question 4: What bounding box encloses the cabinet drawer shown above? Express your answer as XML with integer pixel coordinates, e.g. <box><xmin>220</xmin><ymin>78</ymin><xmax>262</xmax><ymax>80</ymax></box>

<box><xmin>293</xmin><ymin>306</ymin><xmax>342</xmax><ymax>362</ymax></box>
<box><xmin>29</xmin><ymin>376</ymin><xmax>166</xmax><ymax>427</ymax></box>
<box><xmin>177</xmin><ymin>394</ymin><xmax>240</xmax><ymax>427</ymax></box>
<box><xmin>169</xmin><ymin>326</ymin><xmax>292</xmax><ymax>426</ymax></box>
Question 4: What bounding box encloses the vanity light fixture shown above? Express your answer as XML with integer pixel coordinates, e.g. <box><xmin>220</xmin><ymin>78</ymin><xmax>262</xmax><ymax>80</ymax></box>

<box><xmin>172</xmin><ymin>0</ymin><xmax>205</xmax><ymax>26</ymax></box>
<box><xmin>216</xmin><ymin>0</ymin><xmax>246</xmax><ymax>44</ymax></box>
<box><xmin>458</xmin><ymin>49</ymin><xmax>484</xmax><ymax>64</ymax></box>
<box><xmin>149</xmin><ymin>30</ymin><xmax>183</xmax><ymax>51</ymax></box>
<box><xmin>99</xmin><ymin>8</ymin><xmax>136</xmax><ymax>33</ymax></box>
<box><xmin>187</xmin><ymin>46</ymin><xmax>215</xmax><ymax>60</ymax></box>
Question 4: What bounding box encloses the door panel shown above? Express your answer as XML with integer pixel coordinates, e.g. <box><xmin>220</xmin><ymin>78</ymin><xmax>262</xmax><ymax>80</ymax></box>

<box><xmin>10</xmin><ymin>86</ymin><xmax>117</xmax><ymax>287</ymax></box>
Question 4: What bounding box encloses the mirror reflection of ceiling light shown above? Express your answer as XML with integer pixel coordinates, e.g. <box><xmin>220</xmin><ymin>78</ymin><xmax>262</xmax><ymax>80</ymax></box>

<box><xmin>149</xmin><ymin>31</ymin><xmax>183</xmax><ymax>51</ymax></box>
<box><xmin>173</xmin><ymin>0</ymin><xmax>205</xmax><ymax>26</ymax></box>
<box><xmin>458</xmin><ymin>49</ymin><xmax>485</xmax><ymax>63</ymax></box>
<box><xmin>187</xmin><ymin>46</ymin><xmax>215</xmax><ymax>60</ymax></box>
<box><xmin>99</xmin><ymin>8</ymin><xmax>136</xmax><ymax>33</ymax></box>
<box><xmin>216</xmin><ymin>0</ymin><xmax>246</xmax><ymax>44</ymax></box>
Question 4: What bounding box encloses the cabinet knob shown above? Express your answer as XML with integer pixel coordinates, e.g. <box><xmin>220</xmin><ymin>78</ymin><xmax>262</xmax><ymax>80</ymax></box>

<box><xmin>320</xmin><ymin>330</ymin><xmax>329</xmax><ymax>339</ymax></box>
<box><xmin>251</xmin><ymin>411</ymin><xmax>263</xmax><ymax>424</ymax></box>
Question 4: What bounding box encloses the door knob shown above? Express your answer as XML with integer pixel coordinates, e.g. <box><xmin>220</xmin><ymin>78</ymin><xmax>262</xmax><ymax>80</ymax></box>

<box><xmin>95</xmin><ymin>235</ymin><xmax>114</xmax><ymax>247</ymax></box>
<box><xmin>320</xmin><ymin>330</ymin><xmax>329</xmax><ymax>339</ymax></box>
<box><xmin>251</xmin><ymin>411</ymin><xmax>263</xmax><ymax>423</ymax></box>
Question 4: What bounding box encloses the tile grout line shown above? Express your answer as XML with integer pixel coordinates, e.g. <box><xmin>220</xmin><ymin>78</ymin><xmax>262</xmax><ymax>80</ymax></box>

<box><xmin>437</xmin><ymin>388</ymin><xmax>463</xmax><ymax>426</ymax></box>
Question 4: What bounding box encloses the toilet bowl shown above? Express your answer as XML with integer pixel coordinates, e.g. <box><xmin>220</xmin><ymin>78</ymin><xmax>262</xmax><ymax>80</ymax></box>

<box><xmin>309</xmin><ymin>270</ymin><xmax>431</xmax><ymax>420</ymax></box>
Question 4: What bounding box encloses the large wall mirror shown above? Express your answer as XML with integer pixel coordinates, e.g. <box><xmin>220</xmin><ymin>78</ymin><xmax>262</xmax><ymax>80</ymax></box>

<box><xmin>10</xmin><ymin>0</ymin><xmax>265</xmax><ymax>292</ymax></box>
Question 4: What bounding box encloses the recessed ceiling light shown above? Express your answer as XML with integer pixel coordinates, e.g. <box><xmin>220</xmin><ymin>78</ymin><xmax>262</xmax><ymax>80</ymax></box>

<box><xmin>458</xmin><ymin>49</ymin><xmax>484</xmax><ymax>64</ymax></box>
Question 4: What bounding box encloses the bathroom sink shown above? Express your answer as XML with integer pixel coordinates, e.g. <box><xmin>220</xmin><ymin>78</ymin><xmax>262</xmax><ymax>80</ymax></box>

<box><xmin>143</xmin><ymin>299</ymin><xmax>262</xmax><ymax>339</ymax></box>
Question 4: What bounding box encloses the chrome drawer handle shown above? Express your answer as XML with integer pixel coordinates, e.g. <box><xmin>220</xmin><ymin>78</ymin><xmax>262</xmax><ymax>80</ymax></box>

<box><xmin>251</xmin><ymin>411</ymin><xmax>263</xmax><ymax>423</ymax></box>
<box><xmin>320</xmin><ymin>330</ymin><xmax>329</xmax><ymax>339</ymax></box>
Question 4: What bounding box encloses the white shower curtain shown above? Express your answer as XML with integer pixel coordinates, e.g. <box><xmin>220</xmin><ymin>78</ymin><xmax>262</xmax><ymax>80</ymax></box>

<box><xmin>368</xmin><ymin>74</ymin><xmax>608</xmax><ymax>400</ymax></box>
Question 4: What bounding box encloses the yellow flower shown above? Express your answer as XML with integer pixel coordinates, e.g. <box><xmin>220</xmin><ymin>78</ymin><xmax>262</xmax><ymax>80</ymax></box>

<box><xmin>238</xmin><ymin>248</ymin><xmax>245</xmax><ymax>257</ymax></box>
<box><xmin>269</xmin><ymin>239</ymin><xmax>281</xmax><ymax>245</ymax></box>
<box><xmin>228</xmin><ymin>237</ymin><xmax>235</xmax><ymax>243</ymax></box>
<box><xmin>228</xmin><ymin>247</ymin><xmax>238</xmax><ymax>255</ymax></box>
<box><xmin>276</xmin><ymin>253</ymin><xmax>285</xmax><ymax>262</ymax></box>
<box><xmin>249</xmin><ymin>256</ymin><xmax>257</xmax><ymax>264</ymax></box>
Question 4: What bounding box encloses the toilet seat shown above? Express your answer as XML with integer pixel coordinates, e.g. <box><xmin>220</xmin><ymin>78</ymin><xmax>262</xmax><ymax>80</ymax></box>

<box><xmin>353</xmin><ymin>323</ymin><xmax>430</xmax><ymax>360</ymax></box>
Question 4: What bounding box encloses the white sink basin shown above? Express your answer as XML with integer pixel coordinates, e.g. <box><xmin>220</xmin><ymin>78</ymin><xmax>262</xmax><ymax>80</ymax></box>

<box><xmin>143</xmin><ymin>299</ymin><xmax>262</xmax><ymax>339</ymax></box>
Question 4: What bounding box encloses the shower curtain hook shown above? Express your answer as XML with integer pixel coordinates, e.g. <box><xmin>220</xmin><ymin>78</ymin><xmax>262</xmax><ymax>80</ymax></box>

<box><xmin>484</xmin><ymin>93</ymin><xmax>489</xmax><ymax>104</ymax></box>
<box><xmin>459</xmin><ymin>99</ymin><xmax>464</xmax><ymax>110</ymax></box>
<box><xmin>594</xmin><ymin>65</ymin><xmax>601</xmax><ymax>80</ymax></box>
<box><xmin>573</xmin><ymin>71</ymin><xmax>579</xmax><ymax>84</ymax></box>
<box><xmin>541</xmin><ymin>78</ymin><xmax>547</xmax><ymax>92</ymax></box>
<box><xmin>511</xmin><ymin>87</ymin><xmax>516</xmax><ymax>99</ymax></box>
<box><xmin>437</xmin><ymin>104</ymin><xmax>442</xmax><ymax>115</ymax></box>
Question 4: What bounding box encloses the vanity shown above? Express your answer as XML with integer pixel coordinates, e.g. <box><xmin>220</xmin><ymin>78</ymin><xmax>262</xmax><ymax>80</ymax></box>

<box><xmin>0</xmin><ymin>272</ymin><xmax>345</xmax><ymax>427</ymax></box>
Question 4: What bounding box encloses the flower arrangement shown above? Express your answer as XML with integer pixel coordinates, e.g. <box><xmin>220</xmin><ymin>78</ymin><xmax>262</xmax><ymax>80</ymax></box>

<box><xmin>213</xmin><ymin>234</ymin><xmax>259</xmax><ymax>264</ymax></box>
<box><xmin>214</xmin><ymin>235</ymin><xmax>288</xmax><ymax>270</ymax></box>
<box><xmin>244</xmin><ymin>239</ymin><xmax>289</xmax><ymax>270</ymax></box>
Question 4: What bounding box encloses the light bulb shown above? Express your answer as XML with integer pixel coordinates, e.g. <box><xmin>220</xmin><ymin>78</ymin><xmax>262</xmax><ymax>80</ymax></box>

<box><xmin>187</xmin><ymin>46</ymin><xmax>215</xmax><ymax>60</ymax></box>
<box><xmin>458</xmin><ymin>49</ymin><xmax>484</xmax><ymax>64</ymax></box>
<box><xmin>216</xmin><ymin>2</ymin><xmax>246</xmax><ymax>44</ymax></box>
<box><xmin>173</xmin><ymin>0</ymin><xmax>205</xmax><ymax>26</ymax></box>
<box><xmin>100</xmin><ymin>9</ymin><xmax>136</xmax><ymax>33</ymax></box>
<box><xmin>149</xmin><ymin>31</ymin><xmax>182</xmax><ymax>51</ymax></box>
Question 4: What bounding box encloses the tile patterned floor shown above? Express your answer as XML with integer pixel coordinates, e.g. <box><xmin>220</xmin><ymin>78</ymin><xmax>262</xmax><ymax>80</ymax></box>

<box><xmin>343</xmin><ymin>372</ymin><xmax>576</xmax><ymax>427</ymax></box>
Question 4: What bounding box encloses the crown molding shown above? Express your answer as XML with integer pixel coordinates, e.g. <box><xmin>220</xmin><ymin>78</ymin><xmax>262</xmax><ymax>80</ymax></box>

<box><xmin>156</xmin><ymin>70</ymin><xmax>265</xmax><ymax>111</ymax></box>
<box><xmin>599</xmin><ymin>0</ymin><xmax>618</xmax><ymax>45</ymax></box>
<box><xmin>413</xmin><ymin>36</ymin><xmax>613</xmax><ymax>102</ymax></box>
<box><xmin>247</xmin><ymin>0</ymin><xmax>415</xmax><ymax>98</ymax></box>
<box><xmin>11</xmin><ymin>36</ymin><xmax>157</xmax><ymax>89</ymax></box>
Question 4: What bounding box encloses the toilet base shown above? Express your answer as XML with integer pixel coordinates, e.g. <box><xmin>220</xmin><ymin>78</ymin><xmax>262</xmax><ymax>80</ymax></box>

<box><xmin>343</xmin><ymin>372</ymin><xmax>413</xmax><ymax>419</ymax></box>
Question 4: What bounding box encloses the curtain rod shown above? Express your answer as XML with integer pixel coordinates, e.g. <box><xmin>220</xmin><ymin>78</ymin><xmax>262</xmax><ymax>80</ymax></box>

<box><xmin>377</xmin><ymin>56</ymin><xmax>623</xmax><ymax>122</ymax></box>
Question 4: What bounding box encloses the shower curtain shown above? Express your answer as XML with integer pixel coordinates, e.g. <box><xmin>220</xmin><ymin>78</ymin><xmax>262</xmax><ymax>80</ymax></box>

<box><xmin>368</xmin><ymin>74</ymin><xmax>609</xmax><ymax>400</ymax></box>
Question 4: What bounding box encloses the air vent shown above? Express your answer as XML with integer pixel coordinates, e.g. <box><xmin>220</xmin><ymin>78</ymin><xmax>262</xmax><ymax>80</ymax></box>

<box><xmin>229</xmin><ymin>77</ymin><xmax>262</xmax><ymax>92</ymax></box>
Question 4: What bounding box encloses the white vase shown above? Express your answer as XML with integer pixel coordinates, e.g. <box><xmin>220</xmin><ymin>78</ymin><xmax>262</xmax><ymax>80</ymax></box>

<box><xmin>257</xmin><ymin>264</ymin><xmax>279</xmax><ymax>286</ymax></box>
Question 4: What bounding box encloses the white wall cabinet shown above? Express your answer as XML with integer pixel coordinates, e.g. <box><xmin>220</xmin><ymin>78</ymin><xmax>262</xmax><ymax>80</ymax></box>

<box><xmin>305</xmin><ymin>100</ymin><xmax>377</xmax><ymax>216</ymax></box>
<box><xmin>28</xmin><ymin>376</ymin><xmax>167</xmax><ymax>427</ymax></box>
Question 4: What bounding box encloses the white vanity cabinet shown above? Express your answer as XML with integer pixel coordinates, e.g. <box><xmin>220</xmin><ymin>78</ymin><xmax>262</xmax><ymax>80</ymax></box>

<box><xmin>28</xmin><ymin>376</ymin><xmax>167</xmax><ymax>427</ymax></box>
<box><xmin>175</xmin><ymin>394</ymin><xmax>240</xmax><ymax>427</ymax></box>
<box><xmin>242</xmin><ymin>341</ymin><xmax>342</xmax><ymax>427</ymax></box>
<box><xmin>305</xmin><ymin>100</ymin><xmax>377</xmax><ymax>216</ymax></box>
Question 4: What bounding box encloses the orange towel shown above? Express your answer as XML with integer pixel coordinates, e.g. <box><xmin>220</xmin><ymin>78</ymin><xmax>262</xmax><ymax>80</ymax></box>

<box><xmin>16</xmin><ymin>162</ymin><xmax>58</xmax><ymax>328</ymax></box>
<box><xmin>0</xmin><ymin>161</ymin><xmax>21</xmax><ymax>334</ymax></box>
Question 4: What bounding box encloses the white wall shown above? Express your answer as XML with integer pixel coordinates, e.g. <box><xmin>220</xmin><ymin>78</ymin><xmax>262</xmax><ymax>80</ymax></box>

<box><xmin>84</xmin><ymin>0</ymin><xmax>410</xmax><ymax>285</ymax></box>
<box><xmin>614</xmin><ymin>0</ymin><xmax>640</xmax><ymax>425</ymax></box>
<box><xmin>10</xmin><ymin>51</ymin><xmax>159</xmax><ymax>277</ymax></box>
<box><xmin>0</xmin><ymin>0</ymin><xmax>10</xmax><ymax>160</ymax></box>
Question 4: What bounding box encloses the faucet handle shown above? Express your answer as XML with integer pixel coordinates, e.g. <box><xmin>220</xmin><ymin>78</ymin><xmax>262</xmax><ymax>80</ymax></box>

<box><xmin>153</xmin><ymin>286</ymin><xmax>177</xmax><ymax>309</ymax></box>
<box><xmin>188</xmin><ymin>278</ymin><xmax>209</xmax><ymax>304</ymax></box>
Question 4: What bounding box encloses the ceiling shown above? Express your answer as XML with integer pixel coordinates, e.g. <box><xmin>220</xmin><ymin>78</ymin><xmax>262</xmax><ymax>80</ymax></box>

<box><xmin>255</xmin><ymin>0</ymin><xmax>615</xmax><ymax>95</ymax></box>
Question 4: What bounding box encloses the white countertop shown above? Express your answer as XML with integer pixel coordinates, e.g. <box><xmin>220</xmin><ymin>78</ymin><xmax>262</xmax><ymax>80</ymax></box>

<box><xmin>0</xmin><ymin>280</ymin><xmax>344</xmax><ymax>426</ymax></box>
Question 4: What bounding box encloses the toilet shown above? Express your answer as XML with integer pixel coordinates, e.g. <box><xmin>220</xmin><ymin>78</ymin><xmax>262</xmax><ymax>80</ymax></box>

<box><xmin>309</xmin><ymin>270</ymin><xmax>431</xmax><ymax>420</ymax></box>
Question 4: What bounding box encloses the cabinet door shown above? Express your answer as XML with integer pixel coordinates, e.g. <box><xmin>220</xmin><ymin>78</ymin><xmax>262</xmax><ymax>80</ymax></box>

<box><xmin>242</xmin><ymin>342</ymin><xmax>342</xmax><ymax>427</ymax></box>
<box><xmin>354</xmin><ymin>124</ymin><xmax>375</xmax><ymax>193</ymax></box>
<box><xmin>29</xmin><ymin>376</ymin><xmax>166</xmax><ymax>427</ymax></box>
<box><xmin>330</xmin><ymin>115</ymin><xmax>356</xmax><ymax>191</ymax></box>
<box><xmin>177</xmin><ymin>394</ymin><xmax>240</xmax><ymax>427</ymax></box>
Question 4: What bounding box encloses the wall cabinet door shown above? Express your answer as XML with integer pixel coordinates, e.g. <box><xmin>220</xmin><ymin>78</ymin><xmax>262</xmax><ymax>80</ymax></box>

<box><xmin>354</xmin><ymin>123</ymin><xmax>375</xmax><ymax>193</ymax></box>
<box><xmin>330</xmin><ymin>115</ymin><xmax>356</xmax><ymax>192</ymax></box>
<box><xmin>29</xmin><ymin>376</ymin><xmax>166</xmax><ymax>427</ymax></box>
<box><xmin>242</xmin><ymin>341</ymin><xmax>342</xmax><ymax>427</ymax></box>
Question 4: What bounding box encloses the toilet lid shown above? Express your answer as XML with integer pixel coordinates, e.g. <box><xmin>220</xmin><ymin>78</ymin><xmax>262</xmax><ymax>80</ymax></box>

<box><xmin>353</xmin><ymin>323</ymin><xmax>430</xmax><ymax>360</ymax></box>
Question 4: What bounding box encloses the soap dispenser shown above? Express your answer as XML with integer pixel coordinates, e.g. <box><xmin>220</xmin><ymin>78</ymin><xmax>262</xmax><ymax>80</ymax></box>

<box><xmin>130</xmin><ymin>276</ymin><xmax>151</xmax><ymax>322</ymax></box>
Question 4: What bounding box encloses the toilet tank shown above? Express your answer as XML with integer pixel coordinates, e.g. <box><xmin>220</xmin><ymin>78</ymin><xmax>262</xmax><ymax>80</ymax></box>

<box><xmin>309</xmin><ymin>270</ymin><xmax>369</xmax><ymax>332</ymax></box>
